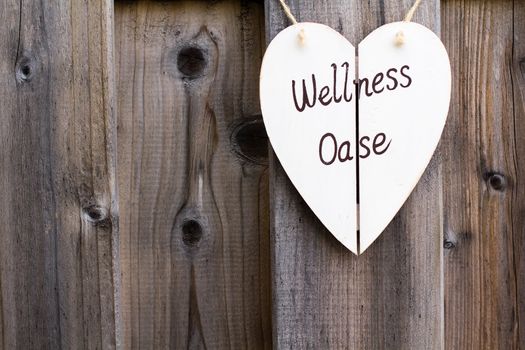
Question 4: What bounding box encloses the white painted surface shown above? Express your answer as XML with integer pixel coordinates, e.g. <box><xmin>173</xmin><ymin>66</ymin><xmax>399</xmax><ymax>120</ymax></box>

<box><xmin>359</xmin><ymin>22</ymin><xmax>451</xmax><ymax>252</ymax></box>
<box><xmin>260</xmin><ymin>23</ymin><xmax>358</xmax><ymax>254</ymax></box>
<box><xmin>260</xmin><ymin>21</ymin><xmax>450</xmax><ymax>255</ymax></box>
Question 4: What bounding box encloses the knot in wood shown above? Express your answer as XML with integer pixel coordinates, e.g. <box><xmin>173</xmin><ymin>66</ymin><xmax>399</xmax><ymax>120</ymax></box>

<box><xmin>182</xmin><ymin>219</ymin><xmax>203</xmax><ymax>247</ymax></box>
<box><xmin>83</xmin><ymin>205</ymin><xmax>109</xmax><ymax>226</ymax></box>
<box><xmin>486</xmin><ymin>172</ymin><xmax>507</xmax><ymax>191</ymax></box>
<box><xmin>15</xmin><ymin>55</ymin><xmax>35</xmax><ymax>83</ymax></box>
<box><xmin>231</xmin><ymin>117</ymin><xmax>268</xmax><ymax>165</ymax></box>
<box><xmin>177</xmin><ymin>46</ymin><xmax>207</xmax><ymax>79</ymax></box>
<box><xmin>443</xmin><ymin>239</ymin><xmax>456</xmax><ymax>250</ymax></box>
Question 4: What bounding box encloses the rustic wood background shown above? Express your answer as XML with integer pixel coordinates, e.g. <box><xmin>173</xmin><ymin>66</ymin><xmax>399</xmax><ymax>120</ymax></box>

<box><xmin>115</xmin><ymin>2</ymin><xmax>270</xmax><ymax>348</ymax></box>
<box><xmin>0</xmin><ymin>0</ymin><xmax>523</xmax><ymax>349</ymax></box>
<box><xmin>0</xmin><ymin>0</ymin><xmax>119</xmax><ymax>348</ymax></box>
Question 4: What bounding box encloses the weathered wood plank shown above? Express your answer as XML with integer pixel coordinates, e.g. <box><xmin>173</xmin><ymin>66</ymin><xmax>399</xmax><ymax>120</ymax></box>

<box><xmin>114</xmin><ymin>1</ymin><xmax>271</xmax><ymax>348</ymax></box>
<box><xmin>265</xmin><ymin>0</ymin><xmax>443</xmax><ymax>348</ymax></box>
<box><xmin>513</xmin><ymin>1</ymin><xmax>525</xmax><ymax>345</ymax></box>
<box><xmin>442</xmin><ymin>0</ymin><xmax>524</xmax><ymax>348</ymax></box>
<box><xmin>0</xmin><ymin>0</ymin><xmax>119</xmax><ymax>349</ymax></box>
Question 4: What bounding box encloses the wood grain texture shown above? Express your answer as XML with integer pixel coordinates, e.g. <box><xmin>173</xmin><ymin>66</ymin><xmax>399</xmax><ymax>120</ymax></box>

<box><xmin>114</xmin><ymin>1</ymin><xmax>271</xmax><ymax>348</ymax></box>
<box><xmin>265</xmin><ymin>0</ymin><xmax>443</xmax><ymax>348</ymax></box>
<box><xmin>0</xmin><ymin>0</ymin><xmax>119</xmax><ymax>349</ymax></box>
<box><xmin>442</xmin><ymin>0</ymin><xmax>525</xmax><ymax>348</ymax></box>
<box><xmin>513</xmin><ymin>1</ymin><xmax>525</xmax><ymax>345</ymax></box>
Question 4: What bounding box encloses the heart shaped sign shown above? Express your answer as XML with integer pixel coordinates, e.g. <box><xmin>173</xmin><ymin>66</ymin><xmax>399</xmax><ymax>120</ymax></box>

<box><xmin>260</xmin><ymin>22</ymin><xmax>451</xmax><ymax>255</ymax></box>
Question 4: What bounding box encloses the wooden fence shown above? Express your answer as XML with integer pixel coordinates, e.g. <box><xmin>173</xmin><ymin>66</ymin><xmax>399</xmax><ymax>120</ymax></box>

<box><xmin>0</xmin><ymin>0</ymin><xmax>523</xmax><ymax>348</ymax></box>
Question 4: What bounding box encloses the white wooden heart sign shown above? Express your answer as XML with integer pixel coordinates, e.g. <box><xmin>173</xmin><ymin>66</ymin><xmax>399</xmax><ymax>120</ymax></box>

<box><xmin>260</xmin><ymin>22</ymin><xmax>451</xmax><ymax>255</ymax></box>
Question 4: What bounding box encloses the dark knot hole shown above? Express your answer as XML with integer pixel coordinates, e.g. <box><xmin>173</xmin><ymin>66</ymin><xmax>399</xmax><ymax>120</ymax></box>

<box><xmin>177</xmin><ymin>46</ymin><xmax>207</xmax><ymax>78</ymax></box>
<box><xmin>182</xmin><ymin>219</ymin><xmax>203</xmax><ymax>246</ymax></box>
<box><xmin>21</xmin><ymin>65</ymin><xmax>30</xmax><ymax>77</ymax></box>
<box><xmin>16</xmin><ymin>56</ymin><xmax>34</xmax><ymax>83</ymax></box>
<box><xmin>489</xmin><ymin>174</ymin><xmax>506</xmax><ymax>191</ymax></box>
<box><xmin>443</xmin><ymin>239</ymin><xmax>456</xmax><ymax>250</ymax></box>
<box><xmin>83</xmin><ymin>205</ymin><xmax>107</xmax><ymax>224</ymax></box>
<box><xmin>231</xmin><ymin>117</ymin><xmax>269</xmax><ymax>165</ymax></box>
<box><xmin>484</xmin><ymin>172</ymin><xmax>507</xmax><ymax>192</ymax></box>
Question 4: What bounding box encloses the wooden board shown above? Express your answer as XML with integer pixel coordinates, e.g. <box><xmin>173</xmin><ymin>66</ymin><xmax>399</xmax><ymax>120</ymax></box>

<box><xmin>0</xmin><ymin>0</ymin><xmax>521</xmax><ymax>348</ymax></box>
<box><xmin>513</xmin><ymin>1</ymin><xmax>525</xmax><ymax>344</ymax></box>
<box><xmin>0</xmin><ymin>0</ymin><xmax>119</xmax><ymax>348</ymax></box>
<box><xmin>442</xmin><ymin>0</ymin><xmax>525</xmax><ymax>348</ymax></box>
<box><xmin>114</xmin><ymin>1</ymin><xmax>271</xmax><ymax>348</ymax></box>
<box><xmin>265</xmin><ymin>0</ymin><xmax>443</xmax><ymax>348</ymax></box>
<box><xmin>259</xmin><ymin>22</ymin><xmax>359</xmax><ymax>254</ymax></box>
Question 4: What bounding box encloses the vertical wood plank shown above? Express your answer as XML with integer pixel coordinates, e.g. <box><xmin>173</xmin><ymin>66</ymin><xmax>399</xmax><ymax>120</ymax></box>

<box><xmin>265</xmin><ymin>0</ymin><xmax>443</xmax><ymax>348</ymax></box>
<box><xmin>442</xmin><ymin>0</ymin><xmax>524</xmax><ymax>348</ymax></box>
<box><xmin>115</xmin><ymin>1</ymin><xmax>271</xmax><ymax>348</ymax></box>
<box><xmin>0</xmin><ymin>0</ymin><xmax>119</xmax><ymax>348</ymax></box>
<box><xmin>512</xmin><ymin>1</ymin><xmax>525</xmax><ymax>344</ymax></box>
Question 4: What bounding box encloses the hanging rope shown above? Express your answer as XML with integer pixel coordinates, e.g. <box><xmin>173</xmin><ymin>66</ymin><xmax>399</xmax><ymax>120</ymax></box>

<box><xmin>278</xmin><ymin>0</ymin><xmax>307</xmax><ymax>43</ymax></box>
<box><xmin>396</xmin><ymin>0</ymin><xmax>423</xmax><ymax>45</ymax></box>
<box><xmin>277</xmin><ymin>0</ymin><xmax>422</xmax><ymax>25</ymax></box>
<box><xmin>276</xmin><ymin>0</ymin><xmax>423</xmax><ymax>45</ymax></box>
<box><xmin>403</xmin><ymin>0</ymin><xmax>423</xmax><ymax>22</ymax></box>
<box><xmin>278</xmin><ymin>0</ymin><xmax>298</xmax><ymax>25</ymax></box>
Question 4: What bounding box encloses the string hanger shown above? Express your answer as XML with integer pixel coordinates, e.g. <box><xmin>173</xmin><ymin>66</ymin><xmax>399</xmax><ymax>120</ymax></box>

<box><xmin>278</xmin><ymin>0</ymin><xmax>305</xmax><ymax>43</ymax></box>
<box><xmin>277</xmin><ymin>0</ymin><xmax>423</xmax><ymax>46</ymax></box>
<box><xmin>403</xmin><ymin>0</ymin><xmax>423</xmax><ymax>22</ymax></box>
<box><xmin>278</xmin><ymin>0</ymin><xmax>298</xmax><ymax>25</ymax></box>
<box><xmin>395</xmin><ymin>0</ymin><xmax>423</xmax><ymax>45</ymax></box>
